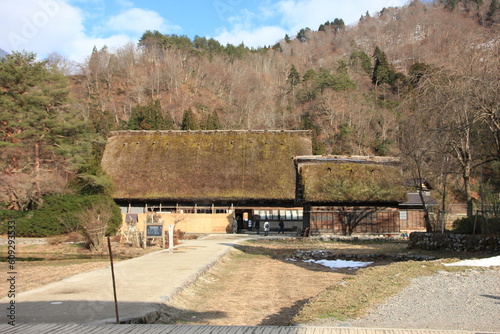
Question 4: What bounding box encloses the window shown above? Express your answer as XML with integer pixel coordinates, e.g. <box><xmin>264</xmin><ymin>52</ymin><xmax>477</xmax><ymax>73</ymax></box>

<box><xmin>278</xmin><ymin>209</ymin><xmax>303</xmax><ymax>220</ymax></box>
<box><xmin>399</xmin><ymin>210</ymin><xmax>407</xmax><ymax>220</ymax></box>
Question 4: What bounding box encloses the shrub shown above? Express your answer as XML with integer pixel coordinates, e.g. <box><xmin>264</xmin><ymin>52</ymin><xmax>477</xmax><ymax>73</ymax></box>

<box><xmin>452</xmin><ymin>216</ymin><xmax>481</xmax><ymax>234</ymax></box>
<box><xmin>8</xmin><ymin>194</ymin><xmax>122</xmax><ymax>237</ymax></box>
<box><xmin>0</xmin><ymin>210</ymin><xmax>29</xmax><ymax>234</ymax></box>
<box><xmin>15</xmin><ymin>194</ymin><xmax>86</xmax><ymax>237</ymax></box>
<box><xmin>78</xmin><ymin>198</ymin><xmax>122</xmax><ymax>252</ymax></box>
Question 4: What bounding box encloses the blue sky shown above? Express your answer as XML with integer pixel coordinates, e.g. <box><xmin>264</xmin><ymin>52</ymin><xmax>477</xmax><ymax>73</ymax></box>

<box><xmin>1</xmin><ymin>0</ymin><xmax>411</xmax><ymax>63</ymax></box>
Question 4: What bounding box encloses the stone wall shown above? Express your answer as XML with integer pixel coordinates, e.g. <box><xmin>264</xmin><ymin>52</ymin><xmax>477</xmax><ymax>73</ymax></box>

<box><xmin>408</xmin><ymin>232</ymin><xmax>500</xmax><ymax>252</ymax></box>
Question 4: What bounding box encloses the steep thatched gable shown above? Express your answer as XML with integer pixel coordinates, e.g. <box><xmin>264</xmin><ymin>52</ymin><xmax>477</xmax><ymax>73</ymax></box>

<box><xmin>102</xmin><ymin>130</ymin><xmax>312</xmax><ymax>202</ymax></box>
<box><xmin>297</xmin><ymin>156</ymin><xmax>407</xmax><ymax>204</ymax></box>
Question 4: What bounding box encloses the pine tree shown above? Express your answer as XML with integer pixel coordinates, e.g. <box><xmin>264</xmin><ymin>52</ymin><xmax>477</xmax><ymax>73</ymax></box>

<box><xmin>0</xmin><ymin>51</ymin><xmax>91</xmax><ymax>209</ymax></box>
<box><xmin>372</xmin><ymin>46</ymin><xmax>396</xmax><ymax>87</ymax></box>
<box><xmin>181</xmin><ymin>108</ymin><xmax>199</xmax><ymax>130</ymax></box>
<box><xmin>128</xmin><ymin>100</ymin><xmax>173</xmax><ymax>130</ymax></box>
<box><xmin>332</xmin><ymin>18</ymin><xmax>345</xmax><ymax>32</ymax></box>
<box><xmin>350</xmin><ymin>50</ymin><xmax>373</xmax><ymax>75</ymax></box>
<box><xmin>287</xmin><ymin>65</ymin><xmax>300</xmax><ymax>97</ymax></box>
<box><xmin>208</xmin><ymin>110</ymin><xmax>221</xmax><ymax>130</ymax></box>
<box><xmin>201</xmin><ymin>110</ymin><xmax>221</xmax><ymax>130</ymax></box>
<box><xmin>296</xmin><ymin>28</ymin><xmax>310</xmax><ymax>42</ymax></box>
<box><xmin>487</xmin><ymin>0</ymin><xmax>498</xmax><ymax>23</ymax></box>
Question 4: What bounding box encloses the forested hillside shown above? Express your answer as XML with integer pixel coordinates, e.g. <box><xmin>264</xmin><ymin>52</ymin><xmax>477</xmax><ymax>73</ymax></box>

<box><xmin>1</xmin><ymin>0</ymin><xmax>499</xmax><ymax>230</ymax></box>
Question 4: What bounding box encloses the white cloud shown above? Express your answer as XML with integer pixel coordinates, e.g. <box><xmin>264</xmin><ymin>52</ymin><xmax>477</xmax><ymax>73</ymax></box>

<box><xmin>275</xmin><ymin>0</ymin><xmax>408</xmax><ymax>32</ymax></box>
<box><xmin>0</xmin><ymin>0</ymin><xmax>178</xmax><ymax>63</ymax></box>
<box><xmin>104</xmin><ymin>8</ymin><xmax>179</xmax><ymax>35</ymax></box>
<box><xmin>0</xmin><ymin>0</ymin><xmax>90</xmax><ymax>59</ymax></box>
<box><xmin>276</xmin><ymin>0</ymin><xmax>407</xmax><ymax>30</ymax></box>
<box><xmin>216</xmin><ymin>25</ymin><xmax>287</xmax><ymax>48</ymax></box>
<box><xmin>66</xmin><ymin>34</ymin><xmax>133</xmax><ymax>63</ymax></box>
<box><xmin>216</xmin><ymin>0</ymin><xmax>409</xmax><ymax>47</ymax></box>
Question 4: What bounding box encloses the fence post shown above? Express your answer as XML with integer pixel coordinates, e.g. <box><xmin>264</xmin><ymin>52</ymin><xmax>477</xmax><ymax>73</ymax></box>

<box><xmin>169</xmin><ymin>224</ymin><xmax>174</xmax><ymax>250</ymax></box>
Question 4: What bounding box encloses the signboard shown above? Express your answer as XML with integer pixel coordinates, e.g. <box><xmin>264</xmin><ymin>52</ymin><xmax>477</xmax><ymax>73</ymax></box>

<box><xmin>146</xmin><ymin>224</ymin><xmax>163</xmax><ymax>237</ymax></box>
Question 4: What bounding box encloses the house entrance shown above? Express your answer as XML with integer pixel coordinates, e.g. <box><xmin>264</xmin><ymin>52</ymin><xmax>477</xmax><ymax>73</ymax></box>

<box><xmin>235</xmin><ymin>209</ymin><xmax>254</xmax><ymax>231</ymax></box>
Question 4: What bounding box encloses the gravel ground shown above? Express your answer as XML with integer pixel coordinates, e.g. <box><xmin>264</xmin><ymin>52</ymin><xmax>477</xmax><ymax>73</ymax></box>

<box><xmin>316</xmin><ymin>266</ymin><xmax>500</xmax><ymax>332</ymax></box>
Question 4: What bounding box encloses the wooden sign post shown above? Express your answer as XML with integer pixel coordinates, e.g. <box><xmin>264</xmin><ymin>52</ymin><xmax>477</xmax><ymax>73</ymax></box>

<box><xmin>145</xmin><ymin>224</ymin><xmax>165</xmax><ymax>248</ymax></box>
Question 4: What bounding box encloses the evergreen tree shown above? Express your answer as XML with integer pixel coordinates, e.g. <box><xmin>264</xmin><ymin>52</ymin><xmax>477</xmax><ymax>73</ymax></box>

<box><xmin>350</xmin><ymin>50</ymin><xmax>373</xmax><ymax>75</ymax></box>
<box><xmin>296</xmin><ymin>28</ymin><xmax>311</xmax><ymax>42</ymax></box>
<box><xmin>0</xmin><ymin>51</ymin><xmax>91</xmax><ymax>209</ymax></box>
<box><xmin>303</xmin><ymin>69</ymin><xmax>317</xmax><ymax>82</ymax></box>
<box><xmin>138</xmin><ymin>30</ymin><xmax>165</xmax><ymax>50</ymax></box>
<box><xmin>201</xmin><ymin>110</ymin><xmax>221</xmax><ymax>130</ymax></box>
<box><xmin>487</xmin><ymin>0</ymin><xmax>498</xmax><ymax>23</ymax></box>
<box><xmin>287</xmin><ymin>65</ymin><xmax>301</xmax><ymax>90</ymax></box>
<box><xmin>332</xmin><ymin>18</ymin><xmax>345</xmax><ymax>32</ymax></box>
<box><xmin>316</xmin><ymin>67</ymin><xmax>356</xmax><ymax>93</ymax></box>
<box><xmin>372</xmin><ymin>46</ymin><xmax>396</xmax><ymax>87</ymax></box>
<box><xmin>181</xmin><ymin>108</ymin><xmax>199</xmax><ymax>130</ymax></box>
<box><xmin>70</xmin><ymin>142</ymin><xmax>113</xmax><ymax>196</ymax></box>
<box><xmin>272</xmin><ymin>42</ymin><xmax>283</xmax><ymax>52</ymax></box>
<box><xmin>408</xmin><ymin>62</ymin><xmax>433</xmax><ymax>88</ymax></box>
<box><xmin>202</xmin><ymin>110</ymin><xmax>221</xmax><ymax>130</ymax></box>
<box><xmin>208</xmin><ymin>110</ymin><xmax>221</xmax><ymax>130</ymax></box>
<box><xmin>128</xmin><ymin>99</ymin><xmax>173</xmax><ymax>130</ymax></box>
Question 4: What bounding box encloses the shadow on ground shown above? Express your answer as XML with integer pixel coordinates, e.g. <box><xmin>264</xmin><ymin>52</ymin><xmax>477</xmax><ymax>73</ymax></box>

<box><xmin>14</xmin><ymin>300</ymin><xmax>226</xmax><ymax>325</ymax></box>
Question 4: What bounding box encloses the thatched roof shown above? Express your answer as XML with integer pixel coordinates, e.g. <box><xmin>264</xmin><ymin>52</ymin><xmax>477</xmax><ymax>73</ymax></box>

<box><xmin>401</xmin><ymin>192</ymin><xmax>438</xmax><ymax>207</ymax></box>
<box><xmin>102</xmin><ymin>130</ymin><xmax>312</xmax><ymax>202</ymax></box>
<box><xmin>296</xmin><ymin>156</ymin><xmax>407</xmax><ymax>204</ymax></box>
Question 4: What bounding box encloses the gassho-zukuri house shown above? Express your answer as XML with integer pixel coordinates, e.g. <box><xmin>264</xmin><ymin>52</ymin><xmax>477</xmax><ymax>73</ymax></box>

<box><xmin>101</xmin><ymin>130</ymin><xmax>435</xmax><ymax>236</ymax></box>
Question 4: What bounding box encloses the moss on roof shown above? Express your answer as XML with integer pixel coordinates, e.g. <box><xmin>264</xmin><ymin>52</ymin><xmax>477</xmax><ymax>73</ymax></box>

<box><xmin>101</xmin><ymin>130</ymin><xmax>312</xmax><ymax>201</ymax></box>
<box><xmin>298</xmin><ymin>156</ymin><xmax>407</xmax><ymax>203</ymax></box>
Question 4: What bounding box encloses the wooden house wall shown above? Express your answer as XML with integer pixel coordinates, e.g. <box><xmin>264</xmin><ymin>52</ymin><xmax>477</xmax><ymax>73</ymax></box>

<box><xmin>399</xmin><ymin>209</ymin><xmax>427</xmax><ymax>231</ymax></box>
<box><xmin>309</xmin><ymin>207</ymin><xmax>400</xmax><ymax>234</ymax></box>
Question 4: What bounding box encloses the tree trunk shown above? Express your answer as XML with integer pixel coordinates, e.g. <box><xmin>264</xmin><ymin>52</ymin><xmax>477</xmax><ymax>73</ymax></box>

<box><xmin>418</xmin><ymin>189</ymin><xmax>433</xmax><ymax>232</ymax></box>
<box><xmin>34</xmin><ymin>140</ymin><xmax>42</xmax><ymax>201</ymax></box>
<box><xmin>463</xmin><ymin>165</ymin><xmax>474</xmax><ymax>217</ymax></box>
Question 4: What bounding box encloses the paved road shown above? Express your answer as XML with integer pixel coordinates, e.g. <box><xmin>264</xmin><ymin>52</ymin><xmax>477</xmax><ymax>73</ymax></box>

<box><xmin>1</xmin><ymin>235</ymin><xmax>245</xmax><ymax>324</ymax></box>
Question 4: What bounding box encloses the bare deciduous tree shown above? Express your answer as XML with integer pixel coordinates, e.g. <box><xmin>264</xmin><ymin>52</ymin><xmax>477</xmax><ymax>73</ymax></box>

<box><xmin>79</xmin><ymin>202</ymin><xmax>114</xmax><ymax>252</ymax></box>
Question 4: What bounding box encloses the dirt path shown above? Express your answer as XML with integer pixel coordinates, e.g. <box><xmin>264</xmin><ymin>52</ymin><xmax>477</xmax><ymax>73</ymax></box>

<box><xmin>161</xmin><ymin>247</ymin><xmax>347</xmax><ymax>326</ymax></box>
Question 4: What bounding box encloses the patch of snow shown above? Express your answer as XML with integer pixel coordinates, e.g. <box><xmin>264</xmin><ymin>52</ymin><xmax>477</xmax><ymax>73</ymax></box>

<box><xmin>303</xmin><ymin>259</ymin><xmax>373</xmax><ymax>269</ymax></box>
<box><xmin>443</xmin><ymin>255</ymin><xmax>500</xmax><ymax>267</ymax></box>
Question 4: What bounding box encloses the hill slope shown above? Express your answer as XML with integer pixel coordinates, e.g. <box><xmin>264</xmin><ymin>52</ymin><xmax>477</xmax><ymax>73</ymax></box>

<box><xmin>70</xmin><ymin>1</ymin><xmax>497</xmax><ymax>157</ymax></box>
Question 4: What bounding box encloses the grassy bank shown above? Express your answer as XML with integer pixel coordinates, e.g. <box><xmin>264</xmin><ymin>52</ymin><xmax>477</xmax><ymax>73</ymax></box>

<box><xmin>293</xmin><ymin>257</ymin><xmax>465</xmax><ymax>324</ymax></box>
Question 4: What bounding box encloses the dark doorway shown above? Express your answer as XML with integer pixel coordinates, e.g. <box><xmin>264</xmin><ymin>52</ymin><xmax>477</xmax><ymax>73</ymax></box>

<box><xmin>235</xmin><ymin>209</ymin><xmax>253</xmax><ymax>230</ymax></box>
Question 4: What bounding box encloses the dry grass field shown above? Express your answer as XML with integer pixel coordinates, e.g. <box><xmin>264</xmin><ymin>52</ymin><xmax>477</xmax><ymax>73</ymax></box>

<box><xmin>1</xmin><ymin>237</ymin><xmax>472</xmax><ymax>326</ymax></box>
<box><xmin>158</xmin><ymin>238</ymin><xmax>467</xmax><ymax>326</ymax></box>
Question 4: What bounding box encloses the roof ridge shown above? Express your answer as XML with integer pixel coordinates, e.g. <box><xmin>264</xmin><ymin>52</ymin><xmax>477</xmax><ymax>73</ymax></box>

<box><xmin>108</xmin><ymin>129</ymin><xmax>312</xmax><ymax>136</ymax></box>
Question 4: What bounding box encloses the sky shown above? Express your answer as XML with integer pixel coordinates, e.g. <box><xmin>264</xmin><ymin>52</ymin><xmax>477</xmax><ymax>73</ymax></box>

<box><xmin>1</xmin><ymin>0</ymin><xmax>411</xmax><ymax>63</ymax></box>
